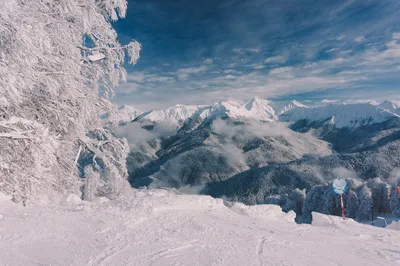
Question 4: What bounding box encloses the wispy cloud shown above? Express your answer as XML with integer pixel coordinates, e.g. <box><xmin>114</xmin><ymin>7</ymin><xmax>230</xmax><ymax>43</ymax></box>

<box><xmin>265</xmin><ymin>55</ymin><xmax>287</xmax><ymax>64</ymax></box>
<box><xmin>127</xmin><ymin>72</ymin><xmax>146</xmax><ymax>82</ymax></box>
<box><xmin>325</xmin><ymin>48</ymin><xmax>340</xmax><ymax>53</ymax></box>
<box><xmin>176</xmin><ymin>65</ymin><xmax>208</xmax><ymax>80</ymax></box>
<box><xmin>233</xmin><ymin>48</ymin><xmax>261</xmax><ymax>54</ymax></box>
<box><xmin>114</xmin><ymin>0</ymin><xmax>400</xmax><ymax>109</ymax></box>
<box><xmin>354</xmin><ymin>36</ymin><xmax>365</xmax><ymax>43</ymax></box>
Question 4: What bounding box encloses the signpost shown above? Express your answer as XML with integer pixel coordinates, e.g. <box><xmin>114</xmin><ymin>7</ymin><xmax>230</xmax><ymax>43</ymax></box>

<box><xmin>332</xmin><ymin>178</ymin><xmax>348</xmax><ymax>220</ymax></box>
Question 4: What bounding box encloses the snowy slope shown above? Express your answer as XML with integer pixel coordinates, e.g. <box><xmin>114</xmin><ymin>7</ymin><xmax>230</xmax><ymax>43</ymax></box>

<box><xmin>379</xmin><ymin>100</ymin><xmax>400</xmax><ymax>115</ymax></box>
<box><xmin>0</xmin><ymin>191</ymin><xmax>400</xmax><ymax>266</ymax></box>
<box><xmin>117</xmin><ymin>105</ymin><xmax>142</xmax><ymax>121</ymax></box>
<box><xmin>197</xmin><ymin>98</ymin><xmax>277</xmax><ymax>122</ymax></box>
<box><xmin>242</xmin><ymin>96</ymin><xmax>278</xmax><ymax>121</ymax></box>
<box><xmin>101</xmin><ymin>105</ymin><xmax>142</xmax><ymax>126</ymax></box>
<box><xmin>269</xmin><ymin>100</ymin><xmax>308</xmax><ymax>116</ymax></box>
<box><xmin>280</xmin><ymin>103</ymin><xmax>400</xmax><ymax>128</ymax></box>
<box><xmin>134</xmin><ymin>104</ymin><xmax>208</xmax><ymax>128</ymax></box>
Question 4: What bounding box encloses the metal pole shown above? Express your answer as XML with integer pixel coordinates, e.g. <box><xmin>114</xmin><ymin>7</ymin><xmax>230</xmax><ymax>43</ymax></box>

<box><xmin>340</xmin><ymin>194</ymin><xmax>346</xmax><ymax>220</ymax></box>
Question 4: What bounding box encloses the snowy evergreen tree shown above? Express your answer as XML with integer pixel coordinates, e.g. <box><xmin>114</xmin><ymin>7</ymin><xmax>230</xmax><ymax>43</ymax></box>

<box><xmin>356</xmin><ymin>185</ymin><xmax>373</xmax><ymax>221</ymax></box>
<box><xmin>344</xmin><ymin>190</ymin><xmax>359</xmax><ymax>219</ymax></box>
<box><xmin>82</xmin><ymin>166</ymin><xmax>101</xmax><ymax>201</ymax></box>
<box><xmin>0</xmin><ymin>0</ymin><xmax>140</xmax><ymax>203</ymax></box>
<box><xmin>300</xmin><ymin>185</ymin><xmax>326</xmax><ymax>223</ymax></box>
<box><xmin>367</xmin><ymin>178</ymin><xmax>392</xmax><ymax>214</ymax></box>
<box><xmin>390</xmin><ymin>187</ymin><xmax>400</xmax><ymax>217</ymax></box>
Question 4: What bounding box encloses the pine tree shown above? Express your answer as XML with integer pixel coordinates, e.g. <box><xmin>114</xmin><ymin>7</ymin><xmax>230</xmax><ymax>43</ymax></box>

<box><xmin>356</xmin><ymin>185</ymin><xmax>373</xmax><ymax>221</ymax></box>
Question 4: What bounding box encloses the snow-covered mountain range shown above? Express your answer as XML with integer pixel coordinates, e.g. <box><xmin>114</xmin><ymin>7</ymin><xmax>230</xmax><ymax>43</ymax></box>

<box><xmin>112</xmin><ymin>97</ymin><xmax>400</xmax><ymax>223</ymax></box>
<box><xmin>132</xmin><ymin>97</ymin><xmax>277</xmax><ymax>130</ymax></box>
<box><xmin>281</xmin><ymin>103</ymin><xmax>399</xmax><ymax>128</ymax></box>
<box><xmin>114</xmin><ymin>98</ymin><xmax>400</xmax><ymax>130</ymax></box>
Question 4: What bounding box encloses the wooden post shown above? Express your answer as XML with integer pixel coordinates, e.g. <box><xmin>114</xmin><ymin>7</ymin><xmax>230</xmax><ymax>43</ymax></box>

<box><xmin>340</xmin><ymin>194</ymin><xmax>346</xmax><ymax>220</ymax></box>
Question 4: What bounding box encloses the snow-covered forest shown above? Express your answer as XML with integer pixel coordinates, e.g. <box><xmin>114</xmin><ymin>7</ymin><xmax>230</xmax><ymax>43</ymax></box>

<box><xmin>0</xmin><ymin>0</ymin><xmax>140</xmax><ymax>204</ymax></box>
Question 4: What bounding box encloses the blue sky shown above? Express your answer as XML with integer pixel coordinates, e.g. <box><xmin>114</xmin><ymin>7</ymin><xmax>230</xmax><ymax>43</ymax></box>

<box><xmin>113</xmin><ymin>0</ymin><xmax>400</xmax><ymax>110</ymax></box>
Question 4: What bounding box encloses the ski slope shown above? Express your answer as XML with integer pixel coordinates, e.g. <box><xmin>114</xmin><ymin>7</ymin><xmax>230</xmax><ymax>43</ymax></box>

<box><xmin>0</xmin><ymin>190</ymin><xmax>399</xmax><ymax>266</ymax></box>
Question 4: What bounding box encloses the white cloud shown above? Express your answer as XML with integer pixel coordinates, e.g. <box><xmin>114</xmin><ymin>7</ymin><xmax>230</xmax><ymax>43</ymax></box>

<box><xmin>336</xmin><ymin>35</ymin><xmax>346</xmax><ymax>41</ymax></box>
<box><xmin>127</xmin><ymin>72</ymin><xmax>146</xmax><ymax>82</ymax></box>
<box><xmin>325</xmin><ymin>48</ymin><xmax>340</xmax><ymax>53</ymax></box>
<box><xmin>321</xmin><ymin>99</ymin><xmax>339</xmax><ymax>104</ymax></box>
<box><xmin>117</xmin><ymin>82</ymin><xmax>141</xmax><ymax>94</ymax></box>
<box><xmin>176</xmin><ymin>65</ymin><xmax>208</xmax><ymax>80</ymax></box>
<box><xmin>204</xmin><ymin>58</ymin><xmax>213</xmax><ymax>64</ymax></box>
<box><xmin>344</xmin><ymin>99</ymin><xmax>379</xmax><ymax>105</ymax></box>
<box><xmin>247</xmin><ymin>48</ymin><xmax>261</xmax><ymax>53</ymax></box>
<box><xmin>223</xmin><ymin>69</ymin><xmax>241</xmax><ymax>74</ymax></box>
<box><xmin>251</xmin><ymin>64</ymin><xmax>265</xmax><ymax>69</ymax></box>
<box><xmin>265</xmin><ymin>55</ymin><xmax>287</xmax><ymax>64</ymax></box>
<box><xmin>177</xmin><ymin>66</ymin><xmax>208</xmax><ymax>74</ymax></box>
<box><xmin>269</xmin><ymin>67</ymin><xmax>293</xmax><ymax>75</ymax></box>
<box><xmin>146</xmin><ymin>75</ymin><xmax>175</xmax><ymax>83</ymax></box>
<box><xmin>354</xmin><ymin>36</ymin><xmax>365</xmax><ymax>43</ymax></box>
<box><xmin>233</xmin><ymin>48</ymin><xmax>261</xmax><ymax>53</ymax></box>
<box><xmin>364</xmin><ymin>39</ymin><xmax>400</xmax><ymax>62</ymax></box>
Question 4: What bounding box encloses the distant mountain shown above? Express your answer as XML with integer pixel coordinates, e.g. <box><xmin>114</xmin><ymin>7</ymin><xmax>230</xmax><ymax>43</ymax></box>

<box><xmin>101</xmin><ymin>105</ymin><xmax>142</xmax><ymax>126</ymax></box>
<box><xmin>127</xmin><ymin>118</ymin><xmax>332</xmax><ymax>189</ymax></box>
<box><xmin>280</xmin><ymin>103</ymin><xmax>399</xmax><ymax>128</ymax></box>
<box><xmin>133</xmin><ymin>97</ymin><xmax>278</xmax><ymax>131</ymax></box>
<box><xmin>379</xmin><ymin>100</ymin><xmax>400</xmax><ymax>115</ymax></box>
<box><xmin>117</xmin><ymin>97</ymin><xmax>400</xmax><ymax>224</ymax></box>
<box><xmin>269</xmin><ymin>100</ymin><xmax>308</xmax><ymax>116</ymax></box>
<box><xmin>133</xmin><ymin>104</ymin><xmax>206</xmax><ymax>130</ymax></box>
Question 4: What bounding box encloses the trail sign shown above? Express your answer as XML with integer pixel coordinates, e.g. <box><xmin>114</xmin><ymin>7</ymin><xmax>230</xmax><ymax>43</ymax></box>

<box><xmin>332</xmin><ymin>178</ymin><xmax>348</xmax><ymax>220</ymax></box>
<box><xmin>332</xmin><ymin>178</ymin><xmax>348</xmax><ymax>195</ymax></box>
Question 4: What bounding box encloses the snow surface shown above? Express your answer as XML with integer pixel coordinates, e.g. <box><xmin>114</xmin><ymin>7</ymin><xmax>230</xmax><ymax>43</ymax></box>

<box><xmin>281</xmin><ymin>103</ymin><xmax>400</xmax><ymax>128</ymax></box>
<box><xmin>1</xmin><ymin>190</ymin><xmax>400</xmax><ymax>266</ymax></box>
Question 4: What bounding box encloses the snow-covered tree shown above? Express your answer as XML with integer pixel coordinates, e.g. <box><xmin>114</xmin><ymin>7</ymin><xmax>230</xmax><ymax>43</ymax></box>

<box><xmin>344</xmin><ymin>190</ymin><xmax>359</xmax><ymax>219</ymax></box>
<box><xmin>367</xmin><ymin>178</ymin><xmax>392</xmax><ymax>214</ymax></box>
<box><xmin>0</xmin><ymin>0</ymin><xmax>140</xmax><ymax>203</ymax></box>
<box><xmin>356</xmin><ymin>185</ymin><xmax>373</xmax><ymax>221</ymax></box>
<box><xmin>390</xmin><ymin>188</ymin><xmax>400</xmax><ymax>217</ymax></box>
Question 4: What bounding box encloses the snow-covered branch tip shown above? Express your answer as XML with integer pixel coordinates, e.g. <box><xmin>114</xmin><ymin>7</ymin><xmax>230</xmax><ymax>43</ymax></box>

<box><xmin>79</xmin><ymin>40</ymin><xmax>141</xmax><ymax>64</ymax></box>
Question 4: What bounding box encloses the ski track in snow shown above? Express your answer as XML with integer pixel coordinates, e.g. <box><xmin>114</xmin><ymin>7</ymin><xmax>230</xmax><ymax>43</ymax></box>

<box><xmin>1</xmin><ymin>190</ymin><xmax>400</xmax><ymax>266</ymax></box>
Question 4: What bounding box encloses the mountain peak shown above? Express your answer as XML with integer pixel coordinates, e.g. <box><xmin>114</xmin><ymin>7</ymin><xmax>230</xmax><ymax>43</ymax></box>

<box><xmin>269</xmin><ymin>100</ymin><xmax>308</xmax><ymax>116</ymax></box>
<box><xmin>102</xmin><ymin>104</ymin><xmax>142</xmax><ymax>125</ymax></box>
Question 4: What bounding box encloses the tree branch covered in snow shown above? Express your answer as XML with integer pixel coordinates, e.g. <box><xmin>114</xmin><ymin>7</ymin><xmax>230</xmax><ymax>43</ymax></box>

<box><xmin>0</xmin><ymin>0</ymin><xmax>140</xmax><ymax>203</ymax></box>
